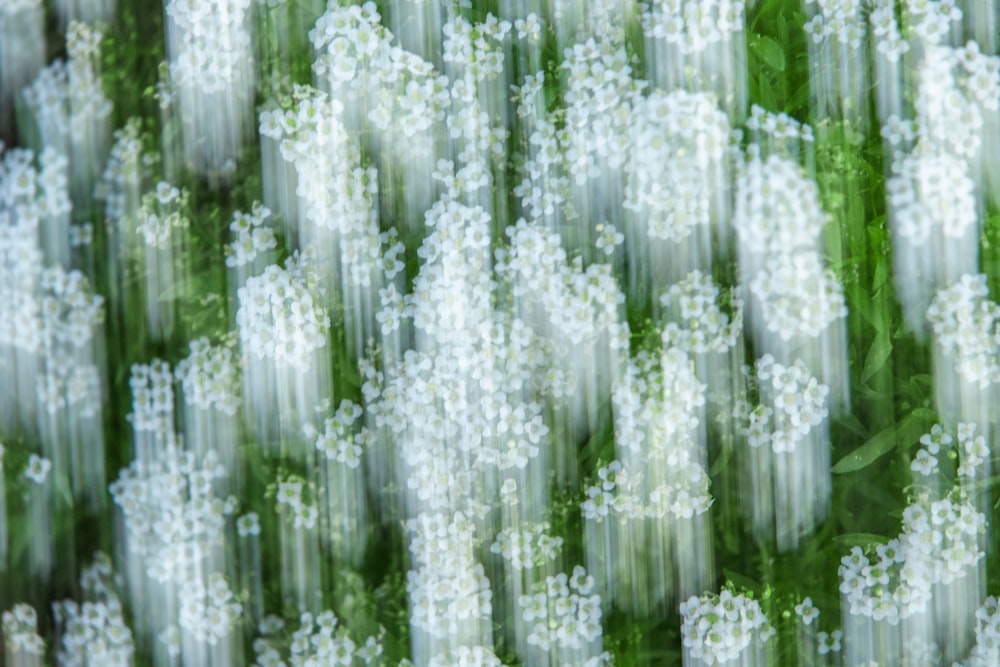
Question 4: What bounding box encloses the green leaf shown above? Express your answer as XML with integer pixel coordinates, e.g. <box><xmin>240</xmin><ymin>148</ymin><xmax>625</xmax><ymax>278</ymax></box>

<box><xmin>752</xmin><ymin>36</ymin><xmax>786</xmax><ymax>72</ymax></box>
<box><xmin>832</xmin><ymin>425</ymin><xmax>896</xmax><ymax>473</ymax></box>
<box><xmin>861</xmin><ymin>330</ymin><xmax>892</xmax><ymax>385</ymax></box>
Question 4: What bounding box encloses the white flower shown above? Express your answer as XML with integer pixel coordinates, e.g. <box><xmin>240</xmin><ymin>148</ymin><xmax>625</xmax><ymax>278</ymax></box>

<box><xmin>24</xmin><ymin>454</ymin><xmax>51</xmax><ymax>484</ymax></box>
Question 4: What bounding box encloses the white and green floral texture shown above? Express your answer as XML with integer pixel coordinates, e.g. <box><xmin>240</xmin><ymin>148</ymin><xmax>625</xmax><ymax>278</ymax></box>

<box><xmin>1</xmin><ymin>0</ymin><xmax>1000</xmax><ymax>665</ymax></box>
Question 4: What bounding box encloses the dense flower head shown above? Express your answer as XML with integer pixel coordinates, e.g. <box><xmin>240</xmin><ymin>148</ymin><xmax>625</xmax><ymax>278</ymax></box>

<box><xmin>304</xmin><ymin>399</ymin><xmax>367</xmax><ymax>469</ymax></box>
<box><xmin>53</xmin><ymin>556</ymin><xmax>135</xmax><ymax>667</ymax></box>
<box><xmin>2</xmin><ymin>603</ymin><xmax>45</xmax><ymax>656</ymax></box>
<box><xmin>519</xmin><ymin>566</ymin><xmax>603</xmax><ymax>651</ymax></box>
<box><xmin>733</xmin><ymin>153</ymin><xmax>825</xmax><ymax>255</ymax></box>
<box><xmin>236</xmin><ymin>255</ymin><xmax>331</xmax><ymax>369</ymax></box>
<box><xmin>887</xmin><ymin>152</ymin><xmax>977</xmax><ymax>244</ymax></box>
<box><xmin>679</xmin><ymin>589</ymin><xmax>774</xmax><ymax>665</ymax></box>
<box><xmin>491</xmin><ymin>523</ymin><xmax>563</xmax><ymax>571</ymax></box>
<box><xmin>749</xmin><ymin>251</ymin><xmax>847</xmax><ymax>341</ymax></box>
<box><xmin>625</xmin><ymin>90</ymin><xmax>732</xmax><ymax>242</ymax></box>
<box><xmin>252</xmin><ymin>610</ymin><xmax>382</xmax><ymax>667</ymax></box>
<box><xmin>108</xmin><ymin>445</ymin><xmax>230</xmax><ymax>583</ymax></box>
<box><xmin>174</xmin><ymin>337</ymin><xmax>239</xmax><ymax>415</ymax></box>
<box><xmin>639</xmin><ymin>0</ymin><xmax>746</xmax><ymax>54</ymax></box>
<box><xmin>838</xmin><ymin>492</ymin><xmax>985</xmax><ymax>622</ymax></box>
<box><xmin>226</xmin><ymin>202</ymin><xmax>277</xmax><ymax>269</ymax></box>
<box><xmin>735</xmin><ymin>355</ymin><xmax>829</xmax><ymax>453</ymax></box>
<box><xmin>927</xmin><ymin>274</ymin><xmax>1000</xmax><ymax>388</ymax></box>
<box><xmin>660</xmin><ymin>271</ymin><xmax>742</xmax><ymax>354</ymax></box>
<box><xmin>178</xmin><ymin>573</ymin><xmax>242</xmax><ymax>645</ymax></box>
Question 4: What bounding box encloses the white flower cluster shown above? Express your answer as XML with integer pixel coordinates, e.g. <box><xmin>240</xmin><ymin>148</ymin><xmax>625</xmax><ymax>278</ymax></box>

<box><xmin>519</xmin><ymin>567</ymin><xmax>603</xmax><ymax>652</ymax></box>
<box><xmin>490</xmin><ymin>523</ymin><xmax>563</xmax><ymax>571</ymax></box>
<box><xmin>136</xmin><ymin>181</ymin><xmax>187</xmax><ymax>248</ymax></box>
<box><xmin>428</xmin><ymin>645</ymin><xmax>508</xmax><ymax>667</ymax></box>
<box><xmin>904</xmin><ymin>0</ymin><xmax>963</xmax><ymax>45</ymax></box>
<box><xmin>561</xmin><ymin>38</ymin><xmax>636</xmax><ymax>183</ymax></box>
<box><xmin>500</xmin><ymin>220</ymin><xmax>626</xmax><ymax>349</ymax></box>
<box><xmin>236</xmin><ymin>258</ymin><xmax>330</xmax><ymax>369</ymax></box>
<box><xmin>53</xmin><ymin>554</ymin><xmax>135</xmax><ymax>667</ymax></box>
<box><xmin>22</xmin><ymin>22</ymin><xmax>111</xmax><ymax>207</ymax></box>
<box><xmin>96</xmin><ymin>118</ymin><xmax>146</xmax><ymax>223</ymax></box>
<box><xmin>749</xmin><ymin>251</ymin><xmax>847</xmax><ymax>342</ymax></box>
<box><xmin>178</xmin><ymin>573</ymin><xmax>242</xmax><ymax>645</ymax></box>
<box><xmin>311</xmin><ymin>2</ymin><xmax>448</xmax><ymax>136</ymax></box>
<box><xmin>927</xmin><ymin>275</ymin><xmax>1000</xmax><ymax>389</ymax></box>
<box><xmin>962</xmin><ymin>597</ymin><xmax>1000</xmax><ymax>667</ymax></box>
<box><xmin>2</xmin><ymin>603</ymin><xmax>45</xmax><ymax>657</ymax></box>
<box><xmin>679</xmin><ymin>590</ymin><xmax>774</xmax><ymax>666</ymax></box>
<box><xmin>252</xmin><ymin>611</ymin><xmax>383</xmax><ymax>667</ymax></box>
<box><xmin>661</xmin><ymin>271</ymin><xmax>742</xmax><ymax>355</ymax></box>
<box><xmin>175</xmin><ymin>337</ymin><xmax>240</xmax><ymax>416</ymax></box>
<box><xmin>911</xmin><ymin>423</ymin><xmax>990</xmax><ymax>479</ymax></box>
<box><xmin>406</xmin><ymin>512</ymin><xmax>494</xmax><ymax>640</ymax></box>
<box><xmin>625</xmin><ymin>91</ymin><xmax>732</xmax><ymax>244</ymax></box>
<box><xmin>733</xmin><ymin>152</ymin><xmax>824</xmax><ymax>256</ymax></box>
<box><xmin>839</xmin><ymin>495</ymin><xmax>985</xmax><ymax>623</ymax></box>
<box><xmin>164</xmin><ymin>0</ymin><xmax>254</xmax><ymax>176</ymax></box>
<box><xmin>126</xmin><ymin>359</ymin><xmax>174</xmax><ymax>434</ymax></box>
<box><xmin>275</xmin><ymin>478</ymin><xmax>319</xmax><ymax>531</ymax></box>
<box><xmin>303</xmin><ymin>399</ymin><xmax>366</xmax><ymax>469</ymax></box>
<box><xmin>639</xmin><ymin>0</ymin><xmax>745</xmax><ymax>54</ymax></box>
<box><xmin>108</xmin><ymin>446</ymin><xmax>231</xmax><ymax>584</ymax></box>
<box><xmin>736</xmin><ymin>356</ymin><xmax>829</xmax><ymax>454</ymax></box>
<box><xmin>226</xmin><ymin>203</ymin><xmax>277</xmax><ymax>270</ymax></box>
<box><xmin>886</xmin><ymin>152</ymin><xmax>976</xmax><ymax>244</ymax></box>
<box><xmin>803</xmin><ymin>0</ymin><xmax>865</xmax><ymax>48</ymax></box>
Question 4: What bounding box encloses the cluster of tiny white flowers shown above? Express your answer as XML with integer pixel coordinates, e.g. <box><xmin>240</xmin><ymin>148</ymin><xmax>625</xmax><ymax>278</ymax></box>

<box><xmin>886</xmin><ymin>152</ymin><xmax>977</xmax><ymax>244</ymax></box>
<box><xmin>177</xmin><ymin>573</ymin><xmax>242</xmax><ymax>645</ymax></box>
<box><xmin>126</xmin><ymin>359</ymin><xmax>174</xmax><ymax>434</ymax></box>
<box><xmin>2</xmin><ymin>603</ymin><xmax>45</xmax><ymax>657</ymax></box>
<box><xmin>96</xmin><ymin>118</ymin><xmax>147</xmax><ymax>222</ymax></box>
<box><xmin>638</xmin><ymin>0</ymin><xmax>745</xmax><ymax>54</ymax></box>
<box><xmin>905</xmin><ymin>0</ymin><xmax>963</xmax><ymax>45</ymax></box>
<box><xmin>164</xmin><ymin>0</ymin><xmax>254</xmax><ymax>175</ymax></box>
<box><xmin>236</xmin><ymin>257</ymin><xmax>331</xmax><ymax>369</ymax></box>
<box><xmin>803</xmin><ymin>0</ymin><xmax>865</xmax><ymax>48</ymax></box>
<box><xmin>561</xmin><ymin>38</ymin><xmax>637</xmax><ymax>184</ymax></box>
<box><xmin>962</xmin><ymin>597</ymin><xmax>1000</xmax><ymax>667</ymax></box>
<box><xmin>745</xmin><ymin>105</ymin><xmax>814</xmax><ymax>146</ymax></box>
<box><xmin>679</xmin><ymin>589</ymin><xmax>774</xmax><ymax>665</ymax></box>
<box><xmin>519</xmin><ymin>566</ymin><xmax>603</xmax><ymax>651</ymax></box>
<box><xmin>226</xmin><ymin>202</ymin><xmax>277</xmax><ymax>270</ymax></box>
<box><xmin>910</xmin><ymin>423</ymin><xmax>989</xmax><ymax>479</ymax></box>
<box><xmin>135</xmin><ymin>181</ymin><xmax>187</xmax><ymax>248</ymax></box>
<box><xmin>53</xmin><ymin>554</ymin><xmax>135</xmax><ymax>667</ymax></box>
<box><xmin>913</xmin><ymin>45</ymin><xmax>995</xmax><ymax>161</ymax></box>
<box><xmin>490</xmin><ymin>523</ymin><xmax>563</xmax><ymax>570</ymax></box>
<box><xmin>868</xmin><ymin>0</ymin><xmax>909</xmax><ymax>62</ymax></box>
<box><xmin>303</xmin><ymin>399</ymin><xmax>367</xmax><ymax>469</ymax></box>
<box><xmin>660</xmin><ymin>271</ymin><xmax>742</xmax><ymax>354</ymax></box>
<box><xmin>926</xmin><ymin>275</ymin><xmax>1000</xmax><ymax>389</ymax></box>
<box><xmin>499</xmin><ymin>220</ymin><xmax>626</xmax><ymax>349</ymax></box>
<box><xmin>736</xmin><ymin>355</ymin><xmax>829</xmax><ymax>454</ymax></box>
<box><xmin>174</xmin><ymin>337</ymin><xmax>240</xmax><ymax>416</ymax></box>
<box><xmin>406</xmin><ymin>512</ymin><xmax>494</xmax><ymax>639</ymax></box>
<box><xmin>252</xmin><ymin>611</ymin><xmax>383</xmax><ymax>667</ymax></box>
<box><xmin>22</xmin><ymin>22</ymin><xmax>111</xmax><ymax>206</ymax></box>
<box><xmin>427</xmin><ymin>645</ymin><xmax>508</xmax><ymax>667</ymax></box>
<box><xmin>749</xmin><ymin>251</ymin><xmax>848</xmax><ymax>342</ymax></box>
<box><xmin>275</xmin><ymin>478</ymin><xmax>319</xmax><ymax>531</ymax></box>
<box><xmin>625</xmin><ymin>91</ymin><xmax>732</xmax><ymax>243</ymax></box>
<box><xmin>108</xmin><ymin>445</ymin><xmax>232</xmax><ymax>583</ymax></box>
<box><xmin>838</xmin><ymin>495</ymin><xmax>985</xmax><ymax>622</ymax></box>
<box><xmin>733</xmin><ymin>152</ymin><xmax>824</xmax><ymax>256</ymax></box>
